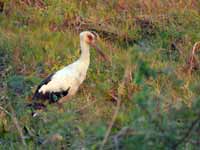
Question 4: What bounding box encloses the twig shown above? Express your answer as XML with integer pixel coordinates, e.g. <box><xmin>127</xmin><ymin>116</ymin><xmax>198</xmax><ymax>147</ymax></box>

<box><xmin>100</xmin><ymin>94</ymin><xmax>121</xmax><ymax>150</ymax></box>
<box><xmin>9</xmin><ymin>105</ymin><xmax>27</xmax><ymax>146</ymax></box>
<box><xmin>185</xmin><ymin>41</ymin><xmax>200</xmax><ymax>74</ymax></box>
<box><xmin>0</xmin><ymin>105</ymin><xmax>26</xmax><ymax>146</ymax></box>
<box><xmin>113</xmin><ymin>127</ymin><xmax>129</xmax><ymax>150</ymax></box>
<box><xmin>192</xmin><ymin>42</ymin><xmax>200</xmax><ymax>55</ymax></box>
<box><xmin>173</xmin><ymin>113</ymin><xmax>200</xmax><ymax>149</ymax></box>
<box><xmin>0</xmin><ymin>105</ymin><xmax>12</xmax><ymax>116</ymax></box>
<box><xmin>100</xmin><ymin>64</ymin><xmax>131</xmax><ymax>149</ymax></box>
<box><xmin>190</xmin><ymin>140</ymin><xmax>200</xmax><ymax>145</ymax></box>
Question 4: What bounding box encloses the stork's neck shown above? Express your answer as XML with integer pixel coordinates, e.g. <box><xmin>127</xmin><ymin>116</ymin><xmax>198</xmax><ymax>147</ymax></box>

<box><xmin>79</xmin><ymin>40</ymin><xmax>90</xmax><ymax>64</ymax></box>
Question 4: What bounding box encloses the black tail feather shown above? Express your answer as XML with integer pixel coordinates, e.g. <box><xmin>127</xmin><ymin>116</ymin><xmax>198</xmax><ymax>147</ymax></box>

<box><xmin>26</xmin><ymin>102</ymin><xmax>46</xmax><ymax>117</ymax></box>
<box><xmin>26</xmin><ymin>102</ymin><xmax>46</xmax><ymax>110</ymax></box>
<box><xmin>32</xmin><ymin>88</ymin><xmax>70</xmax><ymax>103</ymax></box>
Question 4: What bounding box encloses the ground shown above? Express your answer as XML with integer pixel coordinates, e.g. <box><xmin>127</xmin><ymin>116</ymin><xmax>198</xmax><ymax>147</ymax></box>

<box><xmin>0</xmin><ymin>1</ymin><xmax>200</xmax><ymax>150</ymax></box>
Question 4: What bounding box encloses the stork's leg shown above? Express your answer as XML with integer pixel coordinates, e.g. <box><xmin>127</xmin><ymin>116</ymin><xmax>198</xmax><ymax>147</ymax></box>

<box><xmin>58</xmin><ymin>95</ymin><xmax>71</xmax><ymax>104</ymax></box>
<box><xmin>57</xmin><ymin>95</ymin><xmax>71</xmax><ymax>111</ymax></box>
<box><xmin>56</xmin><ymin>103</ymin><xmax>64</xmax><ymax>112</ymax></box>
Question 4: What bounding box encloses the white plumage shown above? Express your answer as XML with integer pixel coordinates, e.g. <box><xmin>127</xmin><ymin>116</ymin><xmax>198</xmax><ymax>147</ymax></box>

<box><xmin>32</xmin><ymin>31</ymin><xmax>102</xmax><ymax>105</ymax></box>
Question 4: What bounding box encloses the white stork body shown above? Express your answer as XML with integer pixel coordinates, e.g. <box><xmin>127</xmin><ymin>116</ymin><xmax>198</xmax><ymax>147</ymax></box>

<box><xmin>38</xmin><ymin>60</ymin><xmax>88</xmax><ymax>97</ymax></box>
<box><xmin>32</xmin><ymin>31</ymin><xmax>98</xmax><ymax>105</ymax></box>
<box><xmin>38</xmin><ymin>40</ymin><xmax>90</xmax><ymax>97</ymax></box>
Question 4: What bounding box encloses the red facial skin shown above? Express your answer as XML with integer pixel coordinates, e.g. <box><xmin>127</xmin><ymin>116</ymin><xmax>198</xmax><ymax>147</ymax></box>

<box><xmin>86</xmin><ymin>34</ymin><xmax>94</xmax><ymax>44</ymax></box>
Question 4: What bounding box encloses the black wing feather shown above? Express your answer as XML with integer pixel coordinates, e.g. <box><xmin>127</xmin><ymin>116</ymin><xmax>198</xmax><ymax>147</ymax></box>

<box><xmin>32</xmin><ymin>73</ymin><xmax>55</xmax><ymax>100</ymax></box>
<box><xmin>32</xmin><ymin>73</ymin><xmax>70</xmax><ymax>103</ymax></box>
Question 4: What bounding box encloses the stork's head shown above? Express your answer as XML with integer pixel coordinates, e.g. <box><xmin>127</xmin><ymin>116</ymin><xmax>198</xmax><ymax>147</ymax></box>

<box><xmin>80</xmin><ymin>31</ymin><xmax>109</xmax><ymax>61</ymax></box>
<box><xmin>80</xmin><ymin>31</ymin><xmax>99</xmax><ymax>46</ymax></box>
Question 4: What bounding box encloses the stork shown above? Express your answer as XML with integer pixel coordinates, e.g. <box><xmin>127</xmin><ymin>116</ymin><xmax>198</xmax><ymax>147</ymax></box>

<box><xmin>31</xmin><ymin>31</ymin><xmax>107</xmax><ymax>109</ymax></box>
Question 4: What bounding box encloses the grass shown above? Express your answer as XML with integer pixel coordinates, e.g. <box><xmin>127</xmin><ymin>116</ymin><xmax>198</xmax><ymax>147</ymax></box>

<box><xmin>0</xmin><ymin>0</ymin><xmax>200</xmax><ymax>149</ymax></box>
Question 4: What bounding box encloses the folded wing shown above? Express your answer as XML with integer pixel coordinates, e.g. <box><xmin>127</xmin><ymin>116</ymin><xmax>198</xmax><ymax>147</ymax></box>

<box><xmin>32</xmin><ymin>73</ymin><xmax>70</xmax><ymax>103</ymax></box>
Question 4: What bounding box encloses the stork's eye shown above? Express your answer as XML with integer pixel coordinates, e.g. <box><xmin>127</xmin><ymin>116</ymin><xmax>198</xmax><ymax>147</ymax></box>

<box><xmin>87</xmin><ymin>34</ymin><xmax>93</xmax><ymax>41</ymax></box>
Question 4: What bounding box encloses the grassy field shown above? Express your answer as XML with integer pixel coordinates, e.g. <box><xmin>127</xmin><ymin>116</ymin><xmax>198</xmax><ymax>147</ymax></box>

<box><xmin>0</xmin><ymin>0</ymin><xmax>200</xmax><ymax>149</ymax></box>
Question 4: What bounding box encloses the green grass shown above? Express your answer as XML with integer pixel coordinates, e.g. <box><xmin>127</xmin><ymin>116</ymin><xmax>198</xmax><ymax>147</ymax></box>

<box><xmin>0</xmin><ymin>0</ymin><xmax>200</xmax><ymax>149</ymax></box>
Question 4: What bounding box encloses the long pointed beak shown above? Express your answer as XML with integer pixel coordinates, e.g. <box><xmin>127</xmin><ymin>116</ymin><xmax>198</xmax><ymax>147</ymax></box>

<box><xmin>91</xmin><ymin>43</ymin><xmax>110</xmax><ymax>62</ymax></box>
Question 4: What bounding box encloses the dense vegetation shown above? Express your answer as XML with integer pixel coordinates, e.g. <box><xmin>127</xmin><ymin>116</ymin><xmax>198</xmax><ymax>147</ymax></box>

<box><xmin>0</xmin><ymin>0</ymin><xmax>200</xmax><ymax>149</ymax></box>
